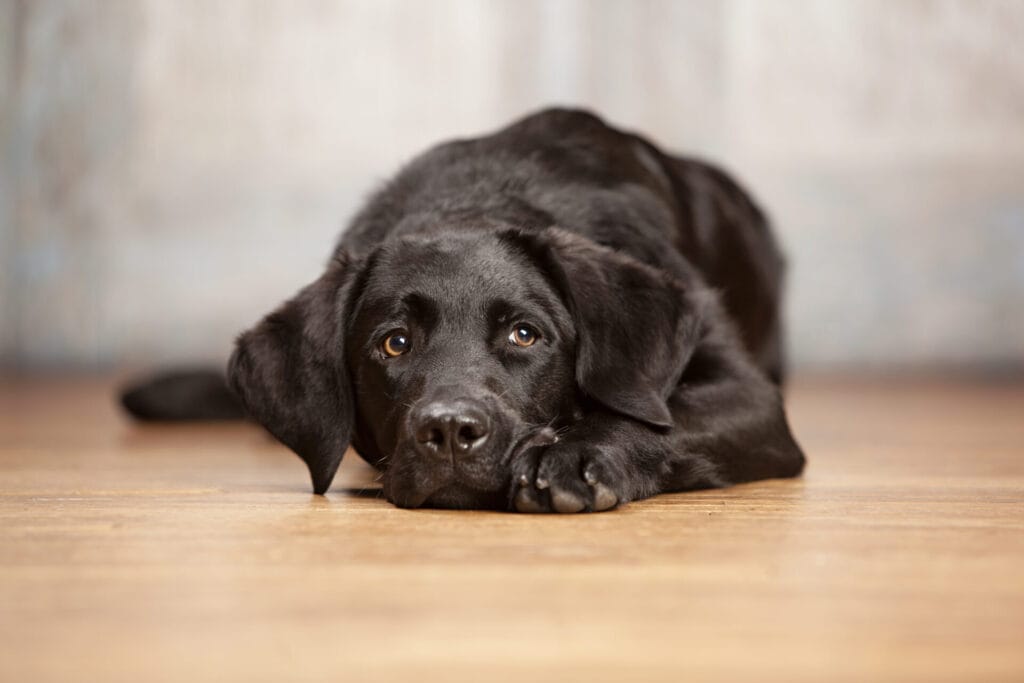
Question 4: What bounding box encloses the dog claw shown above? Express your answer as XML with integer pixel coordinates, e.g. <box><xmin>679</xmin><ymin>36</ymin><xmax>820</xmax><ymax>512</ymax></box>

<box><xmin>592</xmin><ymin>483</ymin><xmax>618</xmax><ymax>511</ymax></box>
<box><xmin>518</xmin><ymin>473</ymin><xmax>530</xmax><ymax>486</ymax></box>
<box><xmin>551</xmin><ymin>489</ymin><xmax>585</xmax><ymax>514</ymax></box>
<box><xmin>515</xmin><ymin>486</ymin><xmax>545</xmax><ymax>513</ymax></box>
<box><xmin>583</xmin><ymin>469</ymin><xmax>598</xmax><ymax>486</ymax></box>
<box><xmin>535</xmin><ymin>477</ymin><xmax>550</xmax><ymax>490</ymax></box>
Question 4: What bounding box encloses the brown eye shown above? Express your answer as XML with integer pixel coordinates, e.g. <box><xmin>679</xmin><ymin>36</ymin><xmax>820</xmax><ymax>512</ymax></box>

<box><xmin>382</xmin><ymin>331</ymin><xmax>411</xmax><ymax>357</ymax></box>
<box><xmin>508</xmin><ymin>324</ymin><xmax>538</xmax><ymax>348</ymax></box>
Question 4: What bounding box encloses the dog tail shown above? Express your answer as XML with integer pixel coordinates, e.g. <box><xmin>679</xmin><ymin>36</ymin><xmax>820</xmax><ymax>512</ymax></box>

<box><xmin>119</xmin><ymin>368</ymin><xmax>246</xmax><ymax>421</ymax></box>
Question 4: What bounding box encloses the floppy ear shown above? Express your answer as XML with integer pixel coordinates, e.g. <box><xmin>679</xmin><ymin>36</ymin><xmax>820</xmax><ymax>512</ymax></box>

<box><xmin>532</xmin><ymin>229</ymin><xmax>702</xmax><ymax>429</ymax></box>
<box><xmin>227</xmin><ymin>254</ymin><xmax>361</xmax><ymax>494</ymax></box>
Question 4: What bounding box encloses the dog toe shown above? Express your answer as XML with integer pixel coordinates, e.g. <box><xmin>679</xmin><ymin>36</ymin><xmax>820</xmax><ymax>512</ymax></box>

<box><xmin>591</xmin><ymin>482</ymin><xmax>618</xmax><ymax>511</ymax></box>
<box><xmin>582</xmin><ymin>459</ymin><xmax>620</xmax><ymax>511</ymax></box>
<box><xmin>550</xmin><ymin>487</ymin><xmax>586</xmax><ymax>513</ymax></box>
<box><xmin>514</xmin><ymin>485</ymin><xmax>546</xmax><ymax>513</ymax></box>
<box><xmin>510</xmin><ymin>448</ymin><xmax>548</xmax><ymax>513</ymax></box>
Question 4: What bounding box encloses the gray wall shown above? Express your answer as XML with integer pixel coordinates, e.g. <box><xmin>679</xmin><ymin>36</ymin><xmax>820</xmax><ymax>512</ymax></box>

<box><xmin>2</xmin><ymin>0</ymin><xmax>1023</xmax><ymax>372</ymax></box>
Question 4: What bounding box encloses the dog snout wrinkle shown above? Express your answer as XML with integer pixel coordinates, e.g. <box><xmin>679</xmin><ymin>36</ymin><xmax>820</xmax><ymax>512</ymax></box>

<box><xmin>412</xmin><ymin>399</ymin><xmax>491</xmax><ymax>459</ymax></box>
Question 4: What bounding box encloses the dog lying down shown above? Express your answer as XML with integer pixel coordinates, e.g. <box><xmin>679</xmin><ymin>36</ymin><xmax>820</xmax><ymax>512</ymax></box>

<box><xmin>122</xmin><ymin>108</ymin><xmax>805</xmax><ymax>513</ymax></box>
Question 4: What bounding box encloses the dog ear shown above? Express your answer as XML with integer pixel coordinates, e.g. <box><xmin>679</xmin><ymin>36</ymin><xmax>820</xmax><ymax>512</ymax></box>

<box><xmin>227</xmin><ymin>254</ymin><xmax>361</xmax><ymax>494</ymax></box>
<box><xmin>523</xmin><ymin>229</ymin><xmax>702</xmax><ymax>429</ymax></box>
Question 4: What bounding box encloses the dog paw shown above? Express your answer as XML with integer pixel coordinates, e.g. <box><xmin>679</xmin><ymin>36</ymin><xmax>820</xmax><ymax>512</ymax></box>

<box><xmin>511</xmin><ymin>441</ymin><xmax>626</xmax><ymax>513</ymax></box>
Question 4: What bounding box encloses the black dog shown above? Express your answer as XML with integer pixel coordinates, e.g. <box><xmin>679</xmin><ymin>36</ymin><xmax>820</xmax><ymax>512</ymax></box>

<box><xmin>126</xmin><ymin>108</ymin><xmax>804</xmax><ymax>512</ymax></box>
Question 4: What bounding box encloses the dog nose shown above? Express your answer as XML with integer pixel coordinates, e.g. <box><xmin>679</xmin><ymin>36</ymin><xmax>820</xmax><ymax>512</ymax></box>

<box><xmin>412</xmin><ymin>400</ymin><xmax>490</xmax><ymax>459</ymax></box>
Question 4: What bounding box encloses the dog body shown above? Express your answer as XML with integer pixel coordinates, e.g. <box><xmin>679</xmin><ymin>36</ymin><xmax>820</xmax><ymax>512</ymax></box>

<box><xmin>227</xmin><ymin>108</ymin><xmax>805</xmax><ymax>512</ymax></box>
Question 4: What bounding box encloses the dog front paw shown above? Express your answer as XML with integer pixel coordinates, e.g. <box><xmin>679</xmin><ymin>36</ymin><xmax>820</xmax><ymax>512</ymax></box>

<box><xmin>510</xmin><ymin>440</ymin><xmax>627</xmax><ymax>513</ymax></box>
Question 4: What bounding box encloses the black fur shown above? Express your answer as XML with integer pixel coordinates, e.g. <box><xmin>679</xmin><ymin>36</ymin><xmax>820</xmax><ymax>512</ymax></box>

<box><xmin>121</xmin><ymin>369</ymin><xmax>245</xmax><ymax>421</ymax></box>
<box><xmin>169</xmin><ymin>108</ymin><xmax>804</xmax><ymax>512</ymax></box>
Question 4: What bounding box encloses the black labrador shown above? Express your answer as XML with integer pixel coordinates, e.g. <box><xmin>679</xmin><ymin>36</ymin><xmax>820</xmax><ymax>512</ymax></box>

<box><xmin>124</xmin><ymin>108</ymin><xmax>805</xmax><ymax>512</ymax></box>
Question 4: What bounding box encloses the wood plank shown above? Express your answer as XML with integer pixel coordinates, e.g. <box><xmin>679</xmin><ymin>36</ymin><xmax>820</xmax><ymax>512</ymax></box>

<box><xmin>1</xmin><ymin>376</ymin><xmax>1022</xmax><ymax>682</ymax></box>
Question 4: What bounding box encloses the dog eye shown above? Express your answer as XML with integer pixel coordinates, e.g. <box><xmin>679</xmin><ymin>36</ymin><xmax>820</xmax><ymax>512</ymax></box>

<box><xmin>382</xmin><ymin>331</ymin><xmax>411</xmax><ymax>357</ymax></box>
<box><xmin>508</xmin><ymin>324</ymin><xmax>538</xmax><ymax>348</ymax></box>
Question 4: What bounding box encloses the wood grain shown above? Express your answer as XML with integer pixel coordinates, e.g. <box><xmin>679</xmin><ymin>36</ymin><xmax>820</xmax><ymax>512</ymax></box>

<box><xmin>1</xmin><ymin>376</ymin><xmax>1022</xmax><ymax>682</ymax></box>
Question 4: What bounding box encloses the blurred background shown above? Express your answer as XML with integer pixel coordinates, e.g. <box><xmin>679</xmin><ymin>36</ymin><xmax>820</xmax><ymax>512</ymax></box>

<box><xmin>2</xmin><ymin>0</ymin><xmax>1022</xmax><ymax>375</ymax></box>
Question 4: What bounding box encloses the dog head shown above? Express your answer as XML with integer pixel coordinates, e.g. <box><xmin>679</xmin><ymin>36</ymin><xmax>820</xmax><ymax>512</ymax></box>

<box><xmin>228</xmin><ymin>227</ymin><xmax>701</xmax><ymax>509</ymax></box>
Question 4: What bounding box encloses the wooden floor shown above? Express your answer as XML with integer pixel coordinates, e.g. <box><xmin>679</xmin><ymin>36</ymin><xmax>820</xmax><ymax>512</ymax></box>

<box><xmin>1</xmin><ymin>377</ymin><xmax>1022</xmax><ymax>682</ymax></box>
